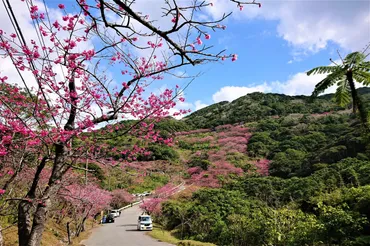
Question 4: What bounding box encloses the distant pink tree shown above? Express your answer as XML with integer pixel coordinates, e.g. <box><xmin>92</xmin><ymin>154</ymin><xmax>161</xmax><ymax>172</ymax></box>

<box><xmin>208</xmin><ymin>150</ymin><xmax>227</xmax><ymax>162</ymax></box>
<box><xmin>111</xmin><ymin>189</ymin><xmax>134</xmax><ymax>208</ymax></box>
<box><xmin>213</xmin><ymin>161</ymin><xmax>243</xmax><ymax>176</ymax></box>
<box><xmin>175</xmin><ymin>129</ymin><xmax>212</xmax><ymax>136</ymax></box>
<box><xmin>59</xmin><ymin>183</ymin><xmax>112</xmax><ymax>236</ymax></box>
<box><xmin>140</xmin><ymin>198</ymin><xmax>164</xmax><ymax>215</ymax></box>
<box><xmin>188</xmin><ymin>171</ymin><xmax>220</xmax><ymax>188</ymax></box>
<box><xmin>253</xmin><ymin>159</ymin><xmax>271</xmax><ymax>176</ymax></box>
<box><xmin>215</xmin><ymin>124</ymin><xmax>233</xmax><ymax>131</ymax></box>
<box><xmin>154</xmin><ymin>183</ymin><xmax>176</xmax><ymax>198</ymax></box>
<box><xmin>187</xmin><ymin>167</ymin><xmax>203</xmax><ymax>175</ymax></box>
<box><xmin>60</xmin><ymin>184</ymin><xmax>112</xmax><ymax>216</ymax></box>
<box><xmin>141</xmin><ymin>182</ymin><xmax>184</xmax><ymax>214</ymax></box>
<box><xmin>183</xmin><ymin>125</ymin><xmax>253</xmax><ymax>187</ymax></box>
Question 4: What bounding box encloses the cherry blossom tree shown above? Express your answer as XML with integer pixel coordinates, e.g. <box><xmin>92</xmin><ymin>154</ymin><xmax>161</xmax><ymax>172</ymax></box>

<box><xmin>140</xmin><ymin>197</ymin><xmax>164</xmax><ymax>215</ymax></box>
<box><xmin>110</xmin><ymin>189</ymin><xmax>134</xmax><ymax>208</ymax></box>
<box><xmin>0</xmin><ymin>0</ymin><xmax>261</xmax><ymax>245</ymax></box>
<box><xmin>140</xmin><ymin>182</ymin><xmax>182</xmax><ymax>215</ymax></box>
<box><xmin>59</xmin><ymin>183</ymin><xmax>112</xmax><ymax>237</ymax></box>
<box><xmin>253</xmin><ymin>158</ymin><xmax>270</xmax><ymax>176</ymax></box>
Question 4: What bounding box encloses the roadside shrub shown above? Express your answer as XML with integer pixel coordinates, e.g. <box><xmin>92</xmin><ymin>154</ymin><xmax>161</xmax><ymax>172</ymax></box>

<box><xmin>177</xmin><ymin>240</ymin><xmax>216</xmax><ymax>246</ymax></box>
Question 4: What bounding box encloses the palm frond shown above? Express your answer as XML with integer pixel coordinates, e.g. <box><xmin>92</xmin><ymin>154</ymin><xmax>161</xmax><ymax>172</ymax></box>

<box><xmin>312</xmin><ymin>69</ymin><xmax>346</xmax><ymax>97</ymax></box>
<box><xmin>335</xmin><ymin>79</ymin><xmax>351</xmax><ymax>107</ymax></box>
<box><xmin>307</xmin><ymin>66</ymin><xmax>339</xmax><ymax>76</ymax></box>
<box><xmin>356</xmin><ymin>61</ymin><xmax>370</xmax><ymax>71</ymax></box>
<box><xmin>345</xmin><ymin>52</ymin><xmax>366</xmax><ymax>67</ymax></box>
<box><xmin>353</xmin><ymin>71</ymin><xmax>370</xmax><ymax>85</ymax></box>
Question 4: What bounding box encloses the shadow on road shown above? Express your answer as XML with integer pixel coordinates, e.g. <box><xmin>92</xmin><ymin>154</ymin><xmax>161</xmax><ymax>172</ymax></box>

<box><xmin>125</xmin><ymin>229</ymin><xmax>142</xmax><ymax>232</ymax></box>
<box><xmin>118</xmin><ymin>224</ymin><xmax>137</xmax><ymax>227</ymax></box>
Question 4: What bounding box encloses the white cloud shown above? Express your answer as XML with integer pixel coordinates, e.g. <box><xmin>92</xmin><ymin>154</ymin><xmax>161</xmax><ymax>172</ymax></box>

<box><xmin>194</xmin><ymin>100</ymin><xmax>208</xmax><ymax>110</ymax></box>
<box><xmin>210</xmin><ymin>67</ymin><xmax>368</xmax><ymax>105</ymax></box>
<box><xmin>210</xmin><ymin>72</ymin><xmax>334</xmax><ymax>104</ymax></box>
<box><xmin>212</xmin><ymin>84</ymin><xmax>271</xmax><ymax>103</ymax></box>
<box><xmin>207</xmin><ymin>0</ymin><xmax>370</xmax><ymax>53</ymax></box>
<box><xmin>270</xmin><ymin>72</ymin><xmax>330</xmax><ymax>96</ymax></box>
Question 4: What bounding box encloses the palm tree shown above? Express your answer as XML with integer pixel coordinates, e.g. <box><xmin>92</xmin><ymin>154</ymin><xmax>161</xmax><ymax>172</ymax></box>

<box><xmin>307</xmin><ymin>51</ymin><xmax>370</xmax><ymax>127</ymax></box>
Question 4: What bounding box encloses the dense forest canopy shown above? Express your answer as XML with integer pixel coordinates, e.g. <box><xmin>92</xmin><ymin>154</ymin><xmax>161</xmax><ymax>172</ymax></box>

<box><xmin>184</xmin><ymin>87</ymin><xmax>370</xmax><ymax>129</ymax></box>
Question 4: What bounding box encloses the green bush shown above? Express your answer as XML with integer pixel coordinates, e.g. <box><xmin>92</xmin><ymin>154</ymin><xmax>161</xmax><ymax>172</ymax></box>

<box><xmin>177</xmin><ymin>240</ymin><xmax>216</xmax><ymax>246</ymax></box>
<box><xmin>188</xmin><ymin>158</ymin><xmax>211</xmax><ymax>170</ymax></box>
<box><xmin>148</xmin><ymin>144</ymin><xmax>179</xmax><ymax>161</ymax></box>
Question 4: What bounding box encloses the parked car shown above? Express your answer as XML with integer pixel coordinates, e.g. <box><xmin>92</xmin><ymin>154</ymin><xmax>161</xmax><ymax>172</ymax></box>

<box><xmin>106</xmin><ymin>213</ymin><xmax>115</xmax><ymax>223</ymax></box>
<box><xmin>110</xmin><ymin>209</ymin><xmax>120</xmax><ymax>218</ymax></box>
<box><xmin>143</xmin><ymin>191</ymin><xmax>151</xmax><ymax>196</ymax></box>
<box><xmin>137</xmin><ymin>215</ymin><xmax>153</xmax><ymax>231</ymax></box>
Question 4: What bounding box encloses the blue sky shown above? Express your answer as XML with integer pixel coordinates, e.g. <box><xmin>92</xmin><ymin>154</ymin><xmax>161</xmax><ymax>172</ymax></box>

<box><xmin>146</xmin><ymin>0</ymin><xmax>370</xmax><ymax>111</ymax></box>
<box><xmin>1</xmin><ymin>0</ymin><xmax>369</xmax><ymax>115</ymax></box>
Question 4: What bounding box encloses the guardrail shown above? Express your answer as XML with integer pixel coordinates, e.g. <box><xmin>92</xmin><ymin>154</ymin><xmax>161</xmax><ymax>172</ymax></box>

<box><xmin>118</xmin><ymin>200</ymin><xmax>143</xmax><ymax>211</ymax></box>
<box><xmin>117</xmin><ymin>182</ymin><xmax>186</xmax><ymax>212</ymax></box>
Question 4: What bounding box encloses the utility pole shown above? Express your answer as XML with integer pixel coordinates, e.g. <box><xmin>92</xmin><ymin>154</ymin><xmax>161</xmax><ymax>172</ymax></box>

<box><xmin>85</xmin><ymin>150</ymin><xmax>88</xmax><ymax>185</ymax></box>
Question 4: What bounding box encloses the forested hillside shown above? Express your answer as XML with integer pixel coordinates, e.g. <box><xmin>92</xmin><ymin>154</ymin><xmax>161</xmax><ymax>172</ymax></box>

<box><xmin>2</xmin><ymin>87</ymin><xmax>370</xmax><ymax>245</ymax></box>
<box><xmin>144</xmin><ymin>88</ymin><xmax>370</xmax><ymax>246</ymax></box>
<box><xmin>184</xmin><ymin>87</ymin><xmax>370</xmax><ymax>129</ymax></box>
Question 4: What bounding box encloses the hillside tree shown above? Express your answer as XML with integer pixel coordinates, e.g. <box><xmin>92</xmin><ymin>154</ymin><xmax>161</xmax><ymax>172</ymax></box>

<box><xmin>307</xmin><ymin>50</ymin><xmax>370</xmax><ymax>127</ymax></box>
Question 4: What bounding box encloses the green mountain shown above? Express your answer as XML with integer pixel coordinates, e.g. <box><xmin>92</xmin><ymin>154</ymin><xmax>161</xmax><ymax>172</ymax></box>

<box><xmin>73</xmin><ymin>87</ymin><xmax>370</xmax><ymax>246</ymax></box>
<box><xmin>146</xmin><ymin>87</ymin><xmax>370</xmax><ymax>246</ymax></box>
<box><xmin>184</xmin><ymin>87</ymin><xmax>370</xmax><ymax>129</ymax></box>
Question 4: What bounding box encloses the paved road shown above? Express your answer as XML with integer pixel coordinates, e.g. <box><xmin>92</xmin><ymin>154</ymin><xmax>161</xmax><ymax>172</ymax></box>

<box><xmin>81</xmin><ymin>206</ymin><xmax>173</xmax><ymax>246</ymax></box>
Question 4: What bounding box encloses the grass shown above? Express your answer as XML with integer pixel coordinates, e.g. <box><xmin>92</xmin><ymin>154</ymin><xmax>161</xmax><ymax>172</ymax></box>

<box><xmin>2</xmin><ymin>218</ymin><xmax>98</xmax><ymax>246</ymax></box>
<box><xmin>177</xmin><ymin>240</ymin><xmax>216</xmax><ymax>246</ymax></box>
<box><xmin>147</xmin><ymin>226</ymin><xmax>216</xmax><ymax>246</ymax></box>
<box><xmin>147</xmin><ymin>227</ymin><xmax>180</xmax><ymax>245</ymax></box>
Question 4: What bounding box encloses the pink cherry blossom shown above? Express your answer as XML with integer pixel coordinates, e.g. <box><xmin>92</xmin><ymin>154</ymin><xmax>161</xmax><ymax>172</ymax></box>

<box><xmin>30</xmin><ymin>5</ymin><xmax>38</xmax><ymax>14</ymax></box>
<box><xmin>0</xmin><ymin>76</ymin><xmax>8</xmax><ymax>82</ymax></box>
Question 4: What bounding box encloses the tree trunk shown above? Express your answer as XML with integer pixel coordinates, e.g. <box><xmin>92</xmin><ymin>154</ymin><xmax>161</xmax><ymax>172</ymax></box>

<box><xmin>76</xmin><ymin>206</ymin><xmax>91</xmax><ymax>237</ymax></box>
<box><xmin>18</xmin><ymin>201</ymin><xmax>33</xmax><ymax>246</ymax></box>
<box><xmin>67</xmin><ymin>222</ymin><xmax>71</xmax><ymax>244</ymax></box>
<box><xmin>18</xmin><ymin>156</ymin><xmax>47</xmax><ymax>246</ymax></box>
<box><xmin>26</xmin><ymin>143</ymin><xmax>69</xmax><ymax>246</ymax></box>
<box><xmin>347</xmin><ymin>71</ymin><xmax>368</xmax><ymax>129</ymax></box>
<box><xmin>347</xmin><ymin>71</ymin><xmax>358</xmax><ymax>114</ymax></box>
<box><xmin>0</xmin><ymin>226</ymin><xmax>3</xmax><ymax>246</ymax></box>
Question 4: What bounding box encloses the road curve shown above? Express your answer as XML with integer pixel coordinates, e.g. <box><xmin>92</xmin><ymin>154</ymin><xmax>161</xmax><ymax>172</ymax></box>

<box><xmin>81</xmin><ymin>205</ymin><xmax>173</xmax><ymax>246</ymax></box>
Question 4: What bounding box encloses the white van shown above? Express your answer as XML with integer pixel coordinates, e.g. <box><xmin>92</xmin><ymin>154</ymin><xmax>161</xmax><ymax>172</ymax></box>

<box><xmin>137</xmin><ymin>215</ymin><xmax>153</xmax><ymax>231</ymax></box>
<box><xmin>111</xmin><ymin>209</ymin><xmax>120</xmax><ymax>218</ymax></box>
